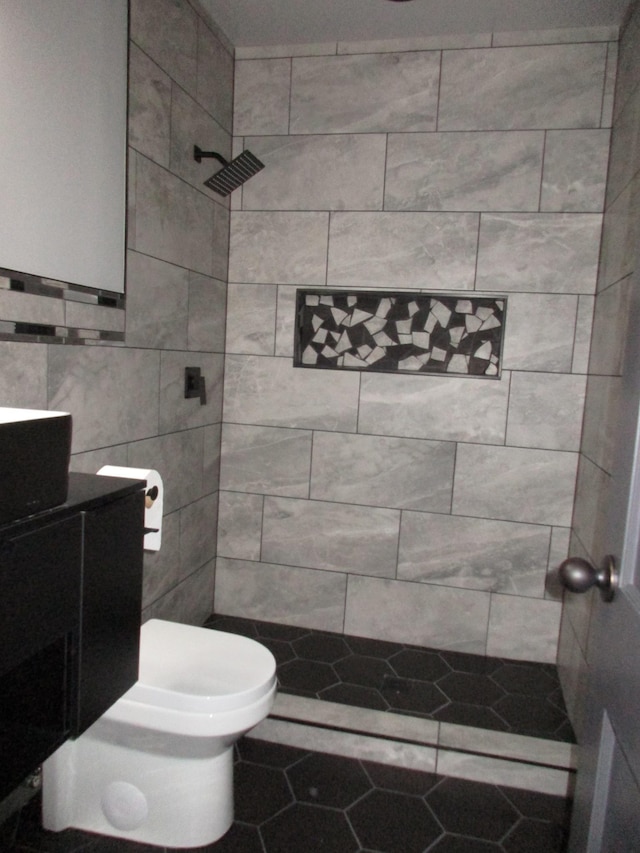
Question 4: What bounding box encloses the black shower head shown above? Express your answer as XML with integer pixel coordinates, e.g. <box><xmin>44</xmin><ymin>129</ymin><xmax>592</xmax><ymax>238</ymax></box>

<box><xmin>193</xmin><ymin>145</ymin><xmax>265</xmax><ymax>196</ymax></box>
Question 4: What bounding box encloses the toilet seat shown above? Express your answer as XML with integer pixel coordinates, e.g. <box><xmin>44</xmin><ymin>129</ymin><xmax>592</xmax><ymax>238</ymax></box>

<box><xmin>102</xmin><ymin>619</ymin><xmax>277</xmax><ymax>736</ymax></box>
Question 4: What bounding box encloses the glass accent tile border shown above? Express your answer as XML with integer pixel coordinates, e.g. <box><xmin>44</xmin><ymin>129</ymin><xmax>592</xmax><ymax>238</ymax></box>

<box><xmin>0</xmin><ymin>266</ymin><xmax>125</xmax><ymax>345</ymax></box>
<box><xmin>294</xmin><ymin>290</ymin><xmax>506</xmax><ymax>379</ymax></box>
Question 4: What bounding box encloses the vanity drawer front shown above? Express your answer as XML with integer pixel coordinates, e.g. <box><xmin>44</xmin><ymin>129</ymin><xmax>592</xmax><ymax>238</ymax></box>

<box><xmin>0</xmin><ymin>515</ymin><xmax>81</xmax><ymax>675</ymax></box>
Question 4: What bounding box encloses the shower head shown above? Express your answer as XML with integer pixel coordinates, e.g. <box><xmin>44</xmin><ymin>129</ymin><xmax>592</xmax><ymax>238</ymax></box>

<box><xmin>193</xmin><ymin>145</ymin><xmax>265</xmax><ymax>196</ymax></box>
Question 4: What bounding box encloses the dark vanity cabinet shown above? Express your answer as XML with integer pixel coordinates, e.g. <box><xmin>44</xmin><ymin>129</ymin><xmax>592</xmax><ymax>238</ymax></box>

<box><xmin>0</xmin><ymin>473</ymin><xmax>145</xmax><ymax>801</ymax></box>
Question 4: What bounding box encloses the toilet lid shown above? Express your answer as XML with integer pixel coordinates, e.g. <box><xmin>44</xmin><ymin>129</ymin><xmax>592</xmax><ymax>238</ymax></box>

<box><xmin>133</xmin><ymin>619</ymin><xmax>277</xmax><ymax>713</ymax></box>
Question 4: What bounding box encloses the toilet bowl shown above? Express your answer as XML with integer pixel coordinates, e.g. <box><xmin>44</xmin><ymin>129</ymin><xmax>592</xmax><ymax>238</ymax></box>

<box><xmin>42</xmin><ymin>619</ymin><xmax>277</xmax><ymax>848</ymax></box>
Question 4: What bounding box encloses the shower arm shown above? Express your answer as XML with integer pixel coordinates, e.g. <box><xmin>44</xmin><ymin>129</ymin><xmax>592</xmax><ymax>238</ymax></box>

<box><xmin>193</xmin><ymin>145</ymin><xmax>229</xmax><ymax>167</ymax></box>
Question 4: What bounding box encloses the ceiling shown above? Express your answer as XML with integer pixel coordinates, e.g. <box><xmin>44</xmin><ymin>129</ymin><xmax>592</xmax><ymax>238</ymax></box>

<box><xmin>200</xmin><ymin>0</ymin><xmax>630</xmax><ymax>48</ymax></box>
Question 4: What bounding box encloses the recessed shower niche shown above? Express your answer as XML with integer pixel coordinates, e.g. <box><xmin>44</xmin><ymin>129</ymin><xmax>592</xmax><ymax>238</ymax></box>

<box><xmin>294</xmin><ymin>290</ymin><xmax>506</xmax><ymax>378</ymax></box>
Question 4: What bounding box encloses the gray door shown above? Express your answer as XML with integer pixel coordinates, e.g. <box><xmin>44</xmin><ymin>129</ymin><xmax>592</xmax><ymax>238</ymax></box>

<box><xmin>565</xmin><ymin>271</ymin><xmax>640</xmax><ymax>852</ymax></box>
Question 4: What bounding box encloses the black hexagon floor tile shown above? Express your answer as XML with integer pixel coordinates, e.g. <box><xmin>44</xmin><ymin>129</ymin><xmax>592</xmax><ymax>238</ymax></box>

<box><xmin>1</xmin><ymin>738</ymin><xmax>572</xmax><ymax>853</ymax></box>
<box><xmin>207</xmin><ymin>613</ymin><xmax>575</xmax><ymax>744</ymax></box>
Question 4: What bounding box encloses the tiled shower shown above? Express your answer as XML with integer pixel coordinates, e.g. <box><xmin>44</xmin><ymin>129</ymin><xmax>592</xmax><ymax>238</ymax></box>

<box><xmin>0</xmin><ymin>0</ymin><xmax>637</xmax><ymax>737</ymax></box>
<box><xmin>217</xmin><ymin>23</ymin><xmax>617</xmax><ymax>666</ymax></box>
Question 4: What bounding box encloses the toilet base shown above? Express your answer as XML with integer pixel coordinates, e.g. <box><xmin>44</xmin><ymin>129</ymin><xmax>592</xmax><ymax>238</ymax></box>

<box><xmin>42</xmin><ymin>720</ymin><xmax>235</xmax><ymax>849</ymax></box>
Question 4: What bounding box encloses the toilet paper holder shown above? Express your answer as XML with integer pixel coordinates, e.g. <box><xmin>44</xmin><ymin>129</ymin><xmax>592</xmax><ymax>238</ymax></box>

<box><xmin>97</xmin><ymin>466</ymin><xmax>163</xmax><ymax>551</ymax></box>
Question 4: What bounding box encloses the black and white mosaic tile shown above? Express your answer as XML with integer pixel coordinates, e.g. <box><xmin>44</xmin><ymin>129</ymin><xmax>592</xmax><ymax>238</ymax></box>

<box><xmin>295</xmin><ymin>290</ymin><xmax>505</xmax><ymax>378</ymax></box>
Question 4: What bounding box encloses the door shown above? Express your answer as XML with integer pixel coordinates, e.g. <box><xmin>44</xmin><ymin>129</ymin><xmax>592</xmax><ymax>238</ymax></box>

<box><xmin>563</xmin><ymin>269</ymin><xmax>640</xmax><ymax>852</ymax></box>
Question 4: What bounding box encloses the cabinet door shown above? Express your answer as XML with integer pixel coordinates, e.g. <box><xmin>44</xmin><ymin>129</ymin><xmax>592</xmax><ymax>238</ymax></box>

<box><xmin>0</xmin><ymin>515</ymin><xmax>81</xmax><ymax>675</ymax></box>
<box><xmin>75</xmin><ymin>490</ymin><xmax>144</xmax><ymax>733</ymax></box>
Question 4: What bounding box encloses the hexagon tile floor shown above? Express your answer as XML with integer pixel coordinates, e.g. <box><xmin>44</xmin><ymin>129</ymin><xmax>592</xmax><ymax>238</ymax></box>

<box><xmin>205</xmin><ymin>614</ymin><xmax>574</xmax><ymax>743</ymax></box>
<box><xmin>0</xmin><ymin>738</ymin><xmax>572</xmax><ymax>853</ymax></box>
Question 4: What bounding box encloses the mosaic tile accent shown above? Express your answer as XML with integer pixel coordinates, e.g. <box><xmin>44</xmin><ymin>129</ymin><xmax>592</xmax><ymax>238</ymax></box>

<box><xmin>295</xmin><ymin>289</ymin><xmax>506</xmax><ymax>378</ymax></box>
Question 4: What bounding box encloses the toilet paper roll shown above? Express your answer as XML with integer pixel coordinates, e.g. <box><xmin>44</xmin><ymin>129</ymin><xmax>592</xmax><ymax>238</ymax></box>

<box><xmin>97</xmin><ymin>465</ymin><xmax>163</xmax><ymax>552</ymax></box>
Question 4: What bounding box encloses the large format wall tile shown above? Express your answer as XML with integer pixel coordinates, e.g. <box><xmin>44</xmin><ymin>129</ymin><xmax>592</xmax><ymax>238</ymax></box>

<box><xmin>541</xmin><ymin>130</ymin><xmax>610</xmax><ymax>212</ymax></box>
<box><xmin>179</xmin><ymin>492</ymin><xmax>219</xmax><ymax>575</ymax></box>
<box><xmin>225</xmin><ymin>282</ymin><xmax>277</xmax><ymax>355</ymax></box>
<box><xmin>224</xmin><ymin>355</ymin><xmax>360</xmax><ymax>430</ymax></box>
<box><xmin>344</xmin><ymin>575</ymin><xmax>490</xmax><ymax>653</ymax></box>
<box><xmin>187</xmin><ymin>273</ymin><xmax>226</xmax><ymax>353</ymax></box>
<box><xmin>0</xmin><ymin>342</ymin><xmax>47</xmax><ymax>409</ymax></box>
<box><xmin>327</xmin><ymin>212</ymin><xmax>478</xmax><ymax>289</ymax></box>
<box><xmin>358</xmin><ymin>371</ymin><xmax>509</xmax><ymax>443</ymax></box>
<box><xmin>290</xmin><ymin>52</ymin><xmax>440</xmax><ymax>133</ymax></box>
<box><xmin>217</xmin><ymin>491</ymin><xmax>263</xmax><ymax>560</ymax></box>
<box><xmin>134</xmin><ymin>154</ymin><xmax>215</xmax><ymax>275</ymax></box>
<box><xmin>125</xmin><ymin>251</ymin><xmax>189</xmax><ymax>349</ymax></box>
<box><xmin>242</xmin><ymin>134</ymin><xmax>387</xmax><ymax>210</ymax></box>
<box><xmin>128</xmin><ymin>43</ymin><xmax>171</xmax><ymax>167</ymax></box>
<box><xmin>487</xmin><ymin>595</ymin><xmax>562</xmax><ymax>663</ymax></box>
<box><xmin>48</xmin><ymin>346</ymin><xmax>160</xmax><ymax>453</ymax></box>
<box><xmin>452</xmin><ymin>444</ymin><xmax>578</xmax><ymax>526</ymax></box>
<box><xmin>398</xmin><ymin>512</ymin><xmax>551</xmax><ymax>597</ymax></box>
<box><xmin>385</xmin><ymin>131</ymin><xmax>544</xmax><ymax>212</ymax></box>
<box><xmin>196</xmin><ymin>17</ymin><xmax>233</xmax><ymax>132</ymax></box>
<box><xmin>130</xmin><ymin>0</ymin><xmax>198</xmax><ymax>98</ymax></box>
<box><xmin>506</xmin><ymin>372</ymin><xmax>587</xmax><ymax>451</ymax></box>
<box><xmin>476</xmin><ymin>213</ymin><xmax>602</xmax><ymax>293</ymax></box>
<box><xmin>234</xmin><ymin>58</ymin><xmax>292</xmax><ymax>136</ymax></box>
<box><xmin>215</xmin><ymin>557</ymin><xmax>348</xmax><ymax>631</ymax></box>
<box><xmin>310</xmin><ymin>431</ymin><xmax>454</xmax><ymax>512</ymax></box>
<box><xmin>262</xmin><ymin>496</ymin><xmax>400</xmax><ymax>576</ymax></box>
<box><xmin>229</xmin><ymin>211</ymin><xmax>329</xmax><ymax>284</ymax></box>
<box><xmin>501</xmin><ymin>294</ymin><xmax>578</xmax><ymax>372</ymax></box>
<box><xmin>438</xmin><ymin>43</ymin><xmax>607</xmax><ymax>130</ymax></box>
<box><xmin>221</xmin><ymin>423</ymin><xmax>312</xmax><ymax>497</ymax></box>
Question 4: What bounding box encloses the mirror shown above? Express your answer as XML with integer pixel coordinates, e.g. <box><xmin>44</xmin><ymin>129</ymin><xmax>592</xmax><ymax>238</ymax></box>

<box><xmin>0</xmin><ymin>0</ymin><xmax>128</xmax><ymax>341</ymax></box>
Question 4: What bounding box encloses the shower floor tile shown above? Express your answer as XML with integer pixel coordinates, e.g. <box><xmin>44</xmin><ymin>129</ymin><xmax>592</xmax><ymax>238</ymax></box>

<box><xmin>204</xmin><ymin>614</ymin><xmax>575</xmax><ymax>744</ymax></box>
<box><xmin>0</xmin><ymin>738</ymin><xmax>572</xmax><ymax>852</ymax></box>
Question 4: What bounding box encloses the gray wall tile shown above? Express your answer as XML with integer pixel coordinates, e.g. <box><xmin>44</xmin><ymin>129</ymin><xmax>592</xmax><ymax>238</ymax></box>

<box><xmin>385</xmin><ymin>131</ymin><xmax>544</xmax><ymax>211</ymax></box>
<box><xmin>541</xmin><ymin>130</ymin><xmax>610</xmax><ymax>212</ymax></box>
<box><xmin>242</xmin><ymin>134</ymin><xmax>387</xmax><ymax>211</ymax></box>
<box><xmin>179</xmin><ymin>491</ymin><xmax>219</xmax><ymax>576</ymax></box>
<box><xmin>452</xmin><ymin>444</ymin><xmax>578</xmax><ymax>526</ymax></box>
<box><xmin>398</xmin><ymin>512</ymin><xmax>551</xmax><ymax>597</ymax></box>
<box><xmin>327</xmin><ymin>212</ymin><xmax>478</xmax><ymax>289</ymax></box>
<box><xmin>310</xmin><ymin>431</ymin><xmax>454</xmax><ymax>512</ymax></box>
<box><xmin>439</xmin><ymin>43</ymin><xmax>607</xmax><ymax>130</ymax></box>
<box><xmin>223</xmin><ymin>355</ymin><xmax>360</xmax><ymax>431</ymax></box>
<box><xmin>290</xmin><ymin>52</ymin><xmax>440</xmax><ymax>133</ymax></box>
<box><xmin>345</xmin><ymin>575</ymin><xmax>490</xmax><ymax>654</ymax></box>
<box><xmin>215</xmin><ymin>557</ymin><xmax>348</xmax><ymax>631</ymax></box>
<box><xmin>133</xmin><ymin>154</ymin><xmax>215</xmax><ymax>275</ymax></box>
<box><xmin>262</xmin><ymin>496</ymin><xmax>400</xmax><ymax>576</ymax></box>
<box><xmin>144</xmin><ymin>560</ymin><xmax>215</xmax><ymax>627</ymax></box>
<box><xmin>229</xmin><ymin>211</ymin><xmax>329</xmax><ymax>284</ymax></box>
<box><xmin>187</xmin><ymin>273</ymin><xmax>226</xmax><ymax>353</ymax></box>
<box><xmin>225</xmin><ymin>283</ymin><xmax>277</xmax><ymax>355</ymax></box>
<box><xmin>476</xmin><ymin>213</ymin><xmax>602</xmax><ymax>293</ymax></box>
<box><xmin>196</xmin><ymin>18</ymin><xmax>233</xmax><ymax>132</ymax></box>
<box><xmin>506</xmin><ymin>372</ymin><xmax>587</xmax><ymax>451</ymax></box>
<box><xmin>128</xmin><ymin>43</ymin><xmax>171</xmax><ymax>166</ymax></box>
<box><xmin>487</xmin><ymin>594</ymin><xmax>562</xmax><ymax>663</ymax></box>
<box><xmin>127</xmin><ymin>429</ymin><xmax>205</xmax><ymax>514</ymax></box>
<box><xmin>125</xmin><ymin>250</ymin><xmax>189</xmax><ymax>349</ymax></box>
<box><xmin>0</xmin><ymin>342</ymin><xmax>48</xmax><ymax>409</ymax></box>
<box><xmin>217</xmin><ymin>492</ymin><xmax>263</xmax><ymax>560</ymax></box>
<box><xmin>48</xmin><ymin>346</ymin><xmax>160</xmax><ymax>453</ymax></box>
<box><xmin>234</xmin><ymin>58</ymin><xmax>292</xmax><ymax>136</ymax></box>
<box><xmin>130</xmin><ymin>0</ymin><xmax>198</xmax><ymax>97</ymax></box>
<box><xmin>221</xmin><ymin>423</ymin><xmax>312</xmax><ymax>497</ymax></box>
<box><xmin>358</xmin><ymin>372</ymin><xmax>509</xmax><ymax>443</ymax></box>
<box><xmin>501</xmin><ymin>294</ymin><xmax>577</xmax><ymax>372</ymax></box>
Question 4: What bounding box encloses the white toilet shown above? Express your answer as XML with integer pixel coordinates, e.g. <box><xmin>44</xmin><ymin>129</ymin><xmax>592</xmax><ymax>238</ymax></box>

<box><xmin>42</xmin><ymin>619</ymin><xmax>277</xmax><ymax>848</ymax></box>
